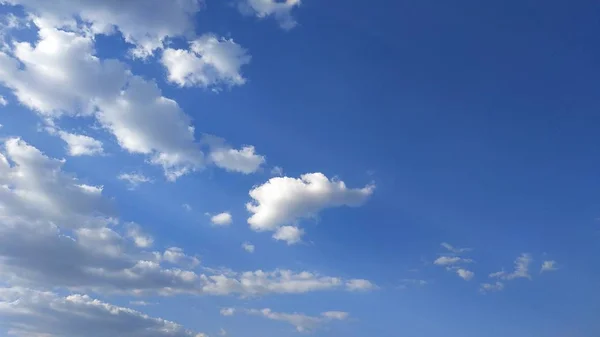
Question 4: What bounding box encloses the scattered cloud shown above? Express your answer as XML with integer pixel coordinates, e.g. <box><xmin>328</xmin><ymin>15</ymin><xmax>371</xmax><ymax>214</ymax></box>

<box><xmin>243</xmin><ymin>308</ymin><xmax>348</xmax><ymax>333</ymax></box>
<box><xmin>126</xmin><ymin>223</ymin><xmax>154</xmax><ymax>248</ymax></box>
<box><xmin>242</xmin><ymin>242</ymin><xmax>255</xmax><ymax>253</ymax></box>
<box><xmin>0</xmin><ymin>95</ymin><xmax>7</xmax><ymax>106</ymax></box>
<box><xmin>479</xmin><ymin>281</ymin><xmax>505</xmax><ymax>293</ymax></box>
<box><xmin>203</xmin><ymin>134</ymin><xmax>265</xmax><ymax>174</ymax></box>
<box><xmin>490</xmin><ymin>253</ymin><xmax>532</xmax><ymax>280</ymax></box>
<box><xmin>0</xmin><ymin>287</ymin><xmax>204</xmax><ymax>337</ymax></box>
<box><xmin>456</xmin><ymin>268</ymin><xmax>474</xmax><ymax>281</ymax></box>
<box><xmin>130</xmin><ymin>300</ymin><xmax>155</xmax><ymax>306</ymax></box>
<box><xmin>441</xmin><ymin>242</ymin><xmax>472</xmax><ymax>254</ymax></box>
<box><xmin>346</xmin><ymin>279</ymin><xmax>376</xmax><ymax>292</ymax></box>
<box><xmin>541</xmin><ymin>260</ymin><xmax>557</xmax><ymax>273</ymax></box>
<box><xmin>271</xmin><ymin>166</ymin><xmax>284</xmax><ymax>176</ymax></box>
<box><xmin>57</xmin><ymin>130</ymin><xmax>104</xmax><ymax>156</ymax></box>
<box><xmin>220</xmin><ymin>307</ymin><xmax>236</xmax><ymax>316</ymax></box>
<box><xmin>2</xmin><ymin>0</ymin><xmax>203</xmax><ymax>57</ymax></box>
<box><xmin>161</xmin><ymin>247</ymin><xmax>200</xmax><ymax>268</ymax></box>
<box><xmin>246</xmin><ymin>173</ymin><xmax>374</xmax><ymax>242</ymax></box>
<box><xmin>273</xmin><ymin>225</ymin><xmax>304</xmax><ymax>245</ymax></box>
<box><xmin>211</xmin><ymin>212</ymin><xmax>233</xmax><ymax>226</ymax></box>
<box><xmin>433</xmin><ymin>256</ymin><xmax>473</xmax><ymax>266</ymax></box>
<box><xmin>162</xmin><ymin>34</ymin><xmax>251</xmax><ymax>88</ymax></box>
<box><xmin>118</xmin><ymin>172</ymin><xmax>153</xmax><ymax>189</ymax></box>
<box><xmin>238</xmin><ymin>0</ymin><xmax>301</xmax><ymax>30</ymax></box>
<box><xmin>182</xmin><ymin>203</ymin><xmax>193</xmax><ymax>211</ymax></box>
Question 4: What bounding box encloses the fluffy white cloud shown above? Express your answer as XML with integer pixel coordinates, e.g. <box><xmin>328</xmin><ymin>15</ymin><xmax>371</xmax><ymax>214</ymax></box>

<box><xmin>238</xmin><ymin>0</ymin><xmax>301</xmax><ymax>30</ymax></box>
<box><xmin>0</xmin><ymin>138</ymin><xmax>114</xmax><ymax>229</ymax></box>
<box><xmin>57</xmin><ymin>130</ymin><xmax>104</xmax><ymax>156</ymax></box>
<box><xmin>118</xmin><ymin>172</ymin><xmax>153</xmax><ymax>189</ymax></box>
<box><xmin>244</xmin><ymin>308</ymin><xmax>348</xmax><ymax>333</ymax></box>
<box><xmin>479</xmin><ymin>281</ymin><xmax>505</xmax><ymax>293</ymax></box>
<box><xmin>162</xmin><ymin>34</ymin><xmax>251</xmax><ymax>88</ymax></box>
<box><xmin>490</xmin><ymin>253</ymin><xmax>532</xmax><ymax>280</ymax></box>
<box><xmin>96</xmin><ymin>76</ymin><xmax>204</xmax><ymax>180</ymax></box>
<box><xmin>0</xmin><ymin>95</ymin><xmax>7</xmax><ymax>106</ymax></box>
<box><xmin>345</xmin><ymin>279</ymin><xmax>376</xmax><ymax>292</ymax></box>
<box><xmin>3</xmin><ymin>0</ymin><xmax>202</xmax><ymax>57</ymax></box>
<box><xmin>0</xmin><ymin>19</ymin><xmax>128</xmax><ymax>118</ymax></box>
<box><xmin>456</xmin><ymin>268</ymin><xmax>474</xmax><ymax>281</ymax></box>
<box><xmin>0</xmin><ymin>287</ymin><xmax>205</xmax><ymax>337</ymax></box>
<box><xmin>202</xmin><ymin>134</ymin><xmax>265</xmax><ymax>174</ymax></box>
<box><xmin>242</xmin><ymin>242</ymin><xmax>255</xmax><ymax>253</ymax></box>
<box><xmin>211</xmin><ymin>212</ymin><xmax>233</xmax><ymax>226</ymax></box>
<box><xmin>161</xmin><ymin>247</ymin><xmax>200</xmax><ymax>268</ymax></box>
<box><xmin>541</xmin><ymin>260</ymin><xmax>557</xmax><ymax>273</ymax></box>
<box><xmin>246</xmin><ymin>173</ymin><xmax>374</xmax><ymax>240</ymax></box>
<box><xmin>273</xmin><ymin>225</ymin><xmax>304</xmax><ymax>245</ymax></box>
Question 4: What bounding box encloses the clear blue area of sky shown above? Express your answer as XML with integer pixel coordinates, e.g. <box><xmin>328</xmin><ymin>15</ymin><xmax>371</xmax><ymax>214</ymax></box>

<box><xmin>1</xmin><ymin>1</ymin><xmax>599</xmax><ymax>336</ymax></box>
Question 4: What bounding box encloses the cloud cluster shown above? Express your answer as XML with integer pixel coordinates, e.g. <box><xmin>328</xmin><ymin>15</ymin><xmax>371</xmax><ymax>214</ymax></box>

<box><xmin>246</xmin><ymin>173</ymin><xmax>374</xmax><ymax>244</ymax></box>
<box><xmin>434</xmin><ymin>243</ymin><xmax>475</xmax><ymax>281</ymax></box>
<box><xmin>480</xmin><ymin>253</ymin><xmax>534</xmax><ymax>293</ymax></box>
<box><xmin>3</xmin><ymin>0</ymin><xmax>202</xmax><ymax>57</ymax></box>
<box><xmin>162</xmin><ymin>34</ymin><xmax>251</xmax><ymax>88</ymax></box>
<box><xmin>0</xmin><ymin>287</ymin><xmax>206</xmax><ymax>337</ymax></box>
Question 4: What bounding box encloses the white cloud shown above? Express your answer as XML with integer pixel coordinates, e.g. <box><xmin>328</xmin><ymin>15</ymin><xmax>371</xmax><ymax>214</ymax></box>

<box><xmin>211</xmin><ymin>212</ymin><xmax>233</xmax><ymax>226</ymax></box>
<box><xmin>0</xmin><ymin>95</ymin><xmax>7</xmax><ymax>106</ymax></box>
<box><xmin>162</xmin><ymin>34</ymin><xmax>251</xmax><ymax>88</ymax></box>
<box><xmin>203</xmin><ymin>134</ymin><xmax>265</xmax><ymax>174</ymax></box>
<box><xmin>161</xmin><ymin>247</ymin><xmax>200</xmax><ymax>268</ymax></box>
<box><xmin>130</xmin><ymin>300</ymin><xmax>154</xmax><ymax>306</ymax></box>
<box><xmin>433</xmin><ymin>256</ymin><xmax>473</xmax><ymax>266</ymax></box>
<box><xmin>126</xmin><ymin>223</ymin><xmax>154</xmax><ymax>248</ymax></box>
<box><xmin>238</xmin><ymin>0</ymin><xmax>301</xmax><ymax>30</ymax></box>
<box><xmin>490</xmin><ymin>253</ymin><xmax>532</xmax><ymax>281</ymax></box>
<box><xmin>57</xmin><ymin>130</ymin><xmax>104</xmax><ymax>156</ymax></box>
<box><xmin>441</xmin><ymin>242</ymin><xmax>471</xmax><ymax>254</ymax></box>
<box><xmin>345</xmin><ymin>279</ymin><xmax>376</xmax><ymax>292</ymax></box>
<box><xmin>246</xmin><ymin>173</ymin><xmax>374</xmax><ymax>240</ymax></box>
<box><xmin>0</xmin><ymin>18</ymin><xmax>128</xmax><ymax>118</ymax></box>
<box><xmin>0</xmin><ymin>137</ymin><xmax>114</xmax><ymax>229</ymax></box>
<box><xmin>273</xmin><ymin>225</ymin><xmax>304</xmax><ymax>245</ymax></box>
<box><xmin>95</xmin><ymin>75</ymin><xmax>204</xmax><ymax>180</ymax></box>
<box><xmin>242</xmin><ymin>242</ymin><xmax>255</xmax><ymax>253</ymax></box>
<box><xmin>0</xmin><ymin>287</ymin><xmax>204</xmax><ymax>337</ymax></box>
<box><xmin>3</xmin><ymin>0</ymin><xmax>202</xmax><ymax>57</ymax></box>
<box><xmin>541</xmin><ymin>260</ymin><xmax>557</xmax><ymax>273</ymax></box>
<box><xmin>220</xmin><ymin>307</ymin><xmax>236</xmax><ymax>316</ymax></box>
<box><xmin>245</xmin><ymin>308</ymin><xmax>348</xmax><ymax>333</ymax></box>
<box><xmin>118</xmin><ymin>172</ymin><xmax>153</xmax><ymax>189</ymax></box>
<box><xmin>456</xmin><ymin>268</ymin><xmax>474</xmax><ymax>281</ymax></box>
<box><xmin>479</xmin><ymin>281</ymin><xmax>505</xmax><ymax>293</ymax></box>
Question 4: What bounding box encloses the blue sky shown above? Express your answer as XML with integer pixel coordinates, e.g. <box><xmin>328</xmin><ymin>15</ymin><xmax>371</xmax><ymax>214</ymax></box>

<box><xmin>0</xmin><ymin>0</ymin><xmax>599</xmax><ymax>336</ymax></box>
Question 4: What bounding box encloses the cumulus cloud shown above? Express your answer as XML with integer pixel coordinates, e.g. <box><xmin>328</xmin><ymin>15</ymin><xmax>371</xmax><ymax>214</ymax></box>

<box><xmin>345</xmin><ymin>279</ymin><xmax>376</xmax><ymax>292</ymax></box>
<box><xmin>238</xmin><ymin>0</ymin><xmax>301</xmax><ymax>30</ymax></box>
<box><xmin>57</xmin><ymin>130</ymin><xmax>104</xmax><ymax>156</ymax></box>
<box><xmin>160</xmin><ymin>247</ymin><xmax>200</xmax><ymax>268</ymax></box>
<box><xmin>0</xmin><ymin>287</ymin><xmax>204</xmax><ymax>337</ymax></box>
<box><xmin>118</xmin><ymin>172</ymin><xmax>153</xmax><ymax>189</ymax></box>
<box><xmin>3</xmin><ymin>0</ymin><xmax>202</xmax><ymax>57</ymax></box>
<box><xmin>243</xmin><ymin>308</ymin><xmax>348</xmax><ymax>333</ymax></box>
<box><xmin>490</xmin><ymin>253</ymin><xmax>532</xmax><ymax>281</ymax></box>
<box><xmin>246</xmin><ymin>173</ymin><xmax>374</xmax><ymax>242</ymax></box>
<box><xmin>211</xmin><ymin>212</ymin><xmax>233</xmax><ymax>226</ymax></box>
<box><xmin>0</xmin><ymin>137</ymin><xmax>113</xmax><ymax>229</ymax></box>
<box><xmin>541</xmin><ymin>260</ymin><xmax>557</xmax><ymax>273</ymax></box>
<box><xmin>242</xmin><ymin>242</ymin><xmax>255</xmax><ymax>253</ymax></box>
<box><xmin>456</xmin><ymin>268</ymin><xmax>474</xmax><ymax>281</ymax></box>
<box><xmin>162</xmin><ymin>34</ymin><xmax>251</xmax><ymax>88</ymax></box>
<box><xmin>273</xmin><ymin>226</ymin><xmax>304</xmax><ymax>245</ymax></box>
<box><xmin>0</xmin><ymin>95</ymin><xmax>7</xmax><ymax>106</ymax></box>
<box><xmin>203</xmin><ymin>134</ymin><xmax>265</xmax><ymax>174</ymax></box>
